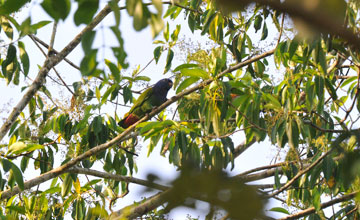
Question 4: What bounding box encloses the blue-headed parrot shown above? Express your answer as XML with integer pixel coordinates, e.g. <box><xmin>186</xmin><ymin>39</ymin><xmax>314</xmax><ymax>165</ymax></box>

<box><xmin>118</xmin><ymin>78</ymin><xmax>173</xmax><ymax>128</ymax></box>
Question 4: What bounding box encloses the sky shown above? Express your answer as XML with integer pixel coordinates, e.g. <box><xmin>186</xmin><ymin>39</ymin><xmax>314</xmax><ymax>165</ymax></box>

<box><xmin>0</xmin><ymin>0</ymin><xmax>288</xmax><ymax>219</ymax></box>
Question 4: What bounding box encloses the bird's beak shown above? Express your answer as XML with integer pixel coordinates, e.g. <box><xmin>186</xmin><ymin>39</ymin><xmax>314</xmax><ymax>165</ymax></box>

<box><xmin>169</xmin><ymin>81</ymin><xmax>173</xmax><ymax>88</ymax></box>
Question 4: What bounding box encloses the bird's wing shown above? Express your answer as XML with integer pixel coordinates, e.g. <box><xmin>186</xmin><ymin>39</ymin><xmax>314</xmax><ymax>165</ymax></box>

<box><xmin>126</xmin><ymin>87</ymin><xmax>153</xmax><ymax>116</ymax></box>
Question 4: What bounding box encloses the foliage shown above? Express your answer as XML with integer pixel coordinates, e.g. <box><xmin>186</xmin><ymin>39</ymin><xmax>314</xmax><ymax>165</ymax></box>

<box><xmin>0</xmin><ymin>0</ymin><xmax>360</xmax><ymax>219</ymax></box>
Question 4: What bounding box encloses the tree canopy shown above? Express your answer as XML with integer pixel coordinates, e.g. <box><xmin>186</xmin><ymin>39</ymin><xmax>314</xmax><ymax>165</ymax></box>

<box><xmin>0</xmin><ymin>0</ymin><xmax>360</xmax><ymax>219</ymax></box>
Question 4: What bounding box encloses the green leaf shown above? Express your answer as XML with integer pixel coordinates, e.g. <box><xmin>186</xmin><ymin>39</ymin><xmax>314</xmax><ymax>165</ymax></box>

<box><xmin>18</xmin><ymin>41</ymin><xmax>29</xmax><ymax>77</ymax></box>
<box><xmin>109</xmin><ymin>0</ymin><xmax>120</xmax><ymax>26</ymax></box>
<box><xmin>74</xmin><ymin>0</ymin><xmax>99</xmax><ymax>25</ymax></box>
<box><xmin>176</xmin><ymin>77</ymin><xmax>199</xmax><ymax>94</ymax></box>
<box><xmin>123</xmin><ymin>86</ymin><xmax>132</xmax><ymax>104</ymax></box>
<box><xmin>5</xmin><ymin>206</ymin><xmax>25</xmax><ymax>214</ymax></box>
<box><xmin>260</xmin><ymin>22</ymin><xmax>268</xmax><ymax>40</ymax></box>
<box><xmin>201</xmin><ymin>10</ymin><xmax>216</xmax><ymax>35</ymax></box>
<box><xmin>164</xmin><ymin>49</ymin><xmax>174</xmax><ymax>73</ymax></box>
<box><xmin>11</xmin><ymin>163</ymin><xmax>24</xmax><ymax>190</ymax></box>
<box><xmin>312</xmin><ymin>188</ymin><xmax>321</xmax><ymax>211</ymax></box>
<box><xmin>263</xmin><ymin>93</ymin><xmax>281</xmax><ymax>110</ymax></box>
<box><xmin>171</xmin><ymin>24</ymin><xmax>181</xmax><ymax>42</ymax></box>
<box><xmin>0</xmin><ymin>18</ymin><xmax>14</xmax><ymax>40</ymax></box>
<box><xmin>31</xmin><ymin>20</ymin><xmax>52</xmax><ymax>31</ymax></box>
<box><xmin>101</xmin><ymin>85</ymin><xmax>116</xmax><ymax>105</ymax></box>
<box><xmin>180</xmin><ymin>68</ymin><xmax>209</xmax><ymax>79</ymax></box>
<box><xmin>318</xmin><ymin>47</ymin><xmax>327</xmax><ymax>74</ymax></box>
<box><xmin>286</xmin><ymin>118</ymin><xmax>299</xmax><ymax>149</ymax></box>
<box><xmin>288</xmin><ymin>39</ymin><xmax>299</xmax><ymax>60</ymax></box>
<box><xmin>134</xmin><ymin>76</ymin><xmax>151</xmax><ymax>82</ymax></box>
<box><xmin>173</xmin><ymin>63</ymin><xmax>199</xmax><ymax>72</ymax></box>
<box><xmin>154</xmin><ymin>46</ymin><xmax>162</xmax><ymax>64</ymax></box>
<box><xmin>41</xmin><ymin>0</ymin><xmax>71</xmax><ymax>21</ymax></box>
<box><xmin>2</xmin><ymin>44</ymin><xmax>17</xmax><ymax>78</ymax></box>
<box><xmin>269</xmin><ymin>207</ymin><xmax>290</xmax><ymax>215</ymax></box>
<box><xmin>7</xmin><ymin>141</ymin><xmax>44</xmax><ymax>155</ymax></box>
<box><xmin>132</xmin><ymin>0</ymin><xmax>149</xmax><ymax>31</ymax></box>
<box><xmin>164</xmin><ymin>22</ymin><xmax>169</xmax><ymax>42</ymax></box>
<box><xmin>254</xmin><ymin>15</ymin><xmax>262</xmax><ymax>32</ymax></box>
<box><xmin>152</xmin><ymin>0</ymin><xmax>162</xmax><ymax>14</ymax></box>
<box><xmin>0</xmin><ymin>0</ymin><xmax>29</xmax><ymax>15</ymax></box>
<box><xmin>105</xmin><ymin>60</ymin><xmax>120</xmax><ymax>83</ymax></box>
<box><xmin>82</xmin><ymin>31</ymin><xmax>96</xmax><ymax>55</ymax></box>
<box><xmin>1</xmin><ymin>158</ymin><xmax>12</xmax><ymax>172</ymax></box>
<box><xmin>61</xmin><ymin>174</ymin><xmax>73</xmax><ymax>197</ymax></box>
<box><xmin>325</xmin><ymin>77</ymin><xmax>337</xmax><ymax>100</ymax></box>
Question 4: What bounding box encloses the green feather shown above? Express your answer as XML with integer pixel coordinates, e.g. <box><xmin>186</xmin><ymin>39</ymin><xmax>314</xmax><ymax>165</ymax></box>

<box><xmin>123</xmin><ymin>87</ymin><xmax>154</xmax><ymax>118</ymax></box>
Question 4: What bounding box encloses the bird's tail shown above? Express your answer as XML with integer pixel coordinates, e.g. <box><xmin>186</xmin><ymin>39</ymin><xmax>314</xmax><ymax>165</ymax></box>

<box><xmin>118</xmin><ymin>113</ymin><xmax>140</xmax><ymax>128</ymax></box>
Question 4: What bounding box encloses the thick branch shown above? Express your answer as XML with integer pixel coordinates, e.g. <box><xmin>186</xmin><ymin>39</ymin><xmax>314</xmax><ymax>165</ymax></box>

<box><xmin>0</xmin><ymin>1</ymin><xmax>117</xmax><ymax>142</ymax></box>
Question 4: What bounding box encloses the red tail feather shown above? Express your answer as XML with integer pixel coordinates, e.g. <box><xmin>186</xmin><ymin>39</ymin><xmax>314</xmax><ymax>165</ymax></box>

<box><xmin>119</xmin><ymin>114</ymin><xmax>140</xmax><ymax>128</ymax></box>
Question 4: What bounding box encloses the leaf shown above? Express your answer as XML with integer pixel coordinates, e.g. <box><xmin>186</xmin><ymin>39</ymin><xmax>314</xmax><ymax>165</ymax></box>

<box><xmin>134</xmin><ymin>76</ymin><xmax>150</xmax><ymax>82</ymax></box>
<box><xmin>7</xmin><ymin>142</ymin><xmax>26</xmax><ymax>156</ymax></box>
<box><xmin>201</xmin><ymin>10</ymin><xmax>216</xmax><ymax>35</ymax></box>
<box><xmin>132</xmin><ymin>0</ymin><xmax>149</xmax><ymax>31</ymax></box>
<box><xmin>74</xmin><ymin>178</ymin><xmax>81</xmax><ymax>194</ymax></box>
<box><xmin>152</xmin><ymin>0</ymin><xmax>162</xmax><ymax>14</ymax></box>
<box><xmin>164</xmin><ymin>49</ymin><xmax>174</xmax><ymax>73</ymax></box>
<box><xmin>82</xmin><ymin>31</ymin><xmax>96</xmax><ymax>55</ymax></box>
<box><xmin>260</xmin><ymin>22</ymin><xmax>268</xmax><ymax>40</ymax></box>
<box><xmin>288</xmin><ymin>39</ymin><xmax>299</xmax><ymax>60</ymax></box>
<box><xmin>61</xmin><ymin>174</ymin><xmax>73</xmax><ymax>197</ymax></box>
<box><xmin>171</xmin><ymin>24</ymin><xmax>181</xmax><ymax>42</ymax></box>
<box><xmin>286</xmin><ymin>118</ymin><xmax>299</xmax><ymax>149</ymax></box>
<box><xmin>109</xmin><ymin>0</ymin><xmax>120</xmax><ymax>26</ymax></box>
<box><xmin>74</xmin><ymin>0</ymin><xmax>99</xmax><ymax>25</ymax></box>
<box><xmin>164</xmin><ymin>21</ymin><xmax>169</xmax><ymax>42</ymax></box>
<box><xmin>0</xmin><ymin>0</ymin><xmax>29</xmax><ymax>15</ymax></box>
<box><xmin>105</xmin><ymin>60</ymin><xmax>120</xmax><ymax>83</ymax></box>
<box><xmin>154</xmin><ymin>46</ymin><xmax>162</xmax><ymax>64</ymax></box>
<box><xmin>1</xmin><ymin>158</ymin><xmax>12</xmax><ymax>172</ymax></box>
<box><xmin>263</xmin><ymin>93</ymin><xmax>281</xmax><ymax>110</ymax></box>
<box><xmin>180</xmin><ymin>68</ymin><xmax>209</xmax><ymax>79</ymax></box>
<box><xmin>123</xmin><ymin>86</ymin><xmax>132</xmax><ymax>104</ymax></box>
<box><xmin>176</xmin><ymin>77</ymin><xmax>199</xmax><ymax>94</ymax></box>
<box><xmin>41</xmin><ymin>0</ymin><xmax>71</xmax><ymax>21</ymax></box>
<box><xmin>269</xmin><ymin>207</ymin><xmax>290</xmax><ymax>215</ymax></box>
<box><xmin>31</xmin><ymin>20</ymin><xmax>52</xmax><ymax>31</ymax></box>
<box><xmin>11</xmin><ymin>163</ymin><xmax>24</xmax><ymax>190</ymax></box>
<box><xmin>318</xmin><ymin>47</ymin><xmax>327</xmax><ymax>74</ymax></box>
<box><xmin>2</xmin><ymin>44</ymin><xmax>17</xmax><ymax>78</ymax></box>
<box><xmin>0</xmin><ymin>18</ymin><xmax>14</xmax><ymax>40</ymax></box>
<box><xmin>254</xmin><ymin>15</ymin><xmax>262</xmax><ymax>32</ymax></box>
<box><xmin>173</xmin><ymin>63</ymin><xmax>199</xmax><ymax>72</ymax></box>
<box><xmin>18</xmin><ymin>41</ymin><xmax>29</xmax><ymax>77</ymax></box>
<box><xmin>5</xmin><ymin>206</ymin><xmax>25</xmax><ymax>214</ymax></box>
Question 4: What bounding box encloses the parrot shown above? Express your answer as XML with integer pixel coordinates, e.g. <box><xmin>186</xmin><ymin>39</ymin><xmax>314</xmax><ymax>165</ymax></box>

<box><xmin>118</xmin><ymin>78</ymin><xmax>173</xmax><ymax>128</ymax></box>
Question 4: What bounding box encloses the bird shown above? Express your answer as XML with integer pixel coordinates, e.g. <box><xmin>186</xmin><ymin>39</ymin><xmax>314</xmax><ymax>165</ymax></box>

<box><xmin>118</xmin><ymin>78</ymin><xmax>173</xmax><ymax>128</ymax></box>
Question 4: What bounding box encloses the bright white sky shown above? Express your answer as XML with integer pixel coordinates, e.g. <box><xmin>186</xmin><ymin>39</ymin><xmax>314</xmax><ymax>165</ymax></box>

<box><xmin>0</xmin><ymin>1</ymin><xmax>289</xmax><ymax>219</ymax></box>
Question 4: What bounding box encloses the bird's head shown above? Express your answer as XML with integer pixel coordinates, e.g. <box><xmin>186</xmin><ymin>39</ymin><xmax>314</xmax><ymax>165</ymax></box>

<box><xmin>154</xmin><ymin>78</ymin><xmax>173</xmax><ymax>92</ymax></box>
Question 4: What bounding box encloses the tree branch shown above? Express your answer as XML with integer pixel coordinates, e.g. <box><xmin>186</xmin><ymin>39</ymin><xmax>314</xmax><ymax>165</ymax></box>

<box><xmin>0</xmin><ymin>1</ymin><xmax>118</xmax><ymax>142</ymax></box>
<box><xmin>266</xmin><ymin>150</ymin><xmax>332</xmax><ymax>198</ymax></box>
<box><xmin>279</xmin><ymin>191</ymin><xmax>358</xmax><ymax>220</ymax></box>
<box><xmin>68</xmin><ymin>167</ymin><xmax>169</xmax><ymax>191</ymax></box>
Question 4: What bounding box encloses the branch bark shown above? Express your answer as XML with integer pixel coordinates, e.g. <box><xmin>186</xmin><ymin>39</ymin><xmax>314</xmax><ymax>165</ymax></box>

<box><xmin>0</xmin><ymin>1</ymin><xmax>117</xmax><ymax>142</ymax></box>
<box><xmin>68</xmin><ymin>167</ymin><xmax>169</xmax><ymax>191</ymax></box>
